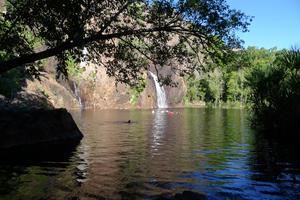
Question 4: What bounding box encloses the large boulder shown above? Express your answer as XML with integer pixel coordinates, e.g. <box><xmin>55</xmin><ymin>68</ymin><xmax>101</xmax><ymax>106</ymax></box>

<box><xmin>0</xmin><ymin>108</ymin><xmax>83</xmax><ymax>149</ymax></box>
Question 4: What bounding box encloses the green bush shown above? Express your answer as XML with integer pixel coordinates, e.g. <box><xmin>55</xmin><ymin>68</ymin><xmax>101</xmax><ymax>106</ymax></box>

<box><xmin>129</xmin><ymin>78</ymin><xmax>146</xmax><ymax>105</ymax></box>
<box><xmin>65</xmin><ymin>52</ymin><xmax>85</xmax><ymax>79</ymax></box>
<box><xmin>247</xmin><ymin>48</ymin><xmax>300</xmax><ymax>134</ymax></box>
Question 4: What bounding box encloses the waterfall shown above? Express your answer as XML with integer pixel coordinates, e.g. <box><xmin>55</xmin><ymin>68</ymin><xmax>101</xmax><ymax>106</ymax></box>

<box><xmin>149</xmin><ymin>71</ymin><xmax>168</xmax><ymax>108</ymax></box>
<box><xmin>73</xmin><ymin>81</ymin><xmax>84</xmax><ymax>110</ymax></box>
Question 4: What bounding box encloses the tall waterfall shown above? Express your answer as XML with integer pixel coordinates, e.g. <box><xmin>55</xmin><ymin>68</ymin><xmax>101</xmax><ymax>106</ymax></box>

<box><xmin>149</xmin><ymin>71</ymin><xmax>168</xmax><ymax>108</ymax></box>
<box><xmin>73</xmin><ymin>81</ymin><xmax>84</xmax><ymax>110</ymax></box>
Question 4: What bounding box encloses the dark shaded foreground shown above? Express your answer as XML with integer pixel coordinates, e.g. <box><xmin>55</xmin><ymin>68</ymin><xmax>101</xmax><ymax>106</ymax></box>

<box><xmin>0</xmin><ymin>139</ymin><xmax>81</xmax><ymax>164</ymax></box>
<box><xmin>0</xmin><ymin>108</ymin><xmax>83</xmax><ymax>149</ymax></box>
<box><xmin>0</xmin><ymin>139</ymin><xmax>81</xmax><ymax>200</ymax></box>
<box><xmin>66</xmin><ymin>191</ymin><xmax>206</xmax><ymax>200</ymax></box>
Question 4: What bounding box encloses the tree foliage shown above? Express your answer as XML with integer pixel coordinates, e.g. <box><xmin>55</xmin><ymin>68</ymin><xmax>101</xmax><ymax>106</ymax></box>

<box><xmin>184</xmin><ymin>47</ymin><xmax>279</xmax><ymax>107</ymax></box>
<box><xmin>0</xmin><ymin>0</ymin><xmax>251</xmax><ymax>85</ymax></box>
<box><xmin>65</xmin><ymin>52</ymin><xmax>85</xmax><ymax>79</ymax></box>
<box><xmin>247</xmin><ymin>47</ymin><xmax>300</xmax><ymax>134</ymax></box>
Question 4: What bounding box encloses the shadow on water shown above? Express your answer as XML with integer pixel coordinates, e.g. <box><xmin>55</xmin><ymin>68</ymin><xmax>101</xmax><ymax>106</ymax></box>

<box><xmin>251</xmin><ymin>130</ymin><xmax>300</xmax><ymax>181</ymax></box>
<box><xmin>0</xmin><ymin>141</ymin><xmax>84</xmax><ymax>200</ymax></box>
<box><xmin>0</xmin><ymin>141</ymin><xmax>80</xmax><ymax>164</ymax></box>
<box><xmin>243</xmin><ymin>131</ymin><xmax>300</xmax><ymax>200</ymax></box>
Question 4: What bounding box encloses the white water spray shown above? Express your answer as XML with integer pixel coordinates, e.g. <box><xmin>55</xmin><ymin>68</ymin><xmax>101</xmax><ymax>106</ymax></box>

<box><xmin>149</xmin><ymin>71</ymin><xmax>168</xmax><ymax>108</ymax></box>
<box><xmin>73</xmin><ymin>81</ymin><xmax>84</xmax><ymax>110</ymax></box>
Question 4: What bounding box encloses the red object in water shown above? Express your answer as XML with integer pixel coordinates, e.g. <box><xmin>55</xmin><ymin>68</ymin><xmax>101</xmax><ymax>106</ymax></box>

<box><xmin>167</xmin><ymin>111</ymin><xmax>174</xmax><ymax>116</ymax></box>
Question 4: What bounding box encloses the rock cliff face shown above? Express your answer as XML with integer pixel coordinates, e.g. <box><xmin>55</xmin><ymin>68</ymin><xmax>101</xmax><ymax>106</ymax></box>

<box><xmin>26</xmin><ymin>75</ymin><xmax>79</xmax><ymax>109</ymax></box>
<box><xmin>78</xmin><ymin>65</ymin><xmax>133</xmax><ymax>109</ymax></box>
<box><xmin>71</xmin><ymin>62</ymin><xmax>187</xmax><ymax>109</ymax></box>
<box><xmin>163</xmin><ymin>70</ymin><xmax>187</xmax><ymax>107</ymax></box>
<box><xmin>21</xmin><ymin>61</ymin><xmax>187</xmax><ymax>110</ymax></box>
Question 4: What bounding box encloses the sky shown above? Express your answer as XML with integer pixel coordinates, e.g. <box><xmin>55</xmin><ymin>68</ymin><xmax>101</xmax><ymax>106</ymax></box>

<box><xmin>227</xmin><ymin>0</ymin><xmax>300</xmax><ymax>49</ymax></box>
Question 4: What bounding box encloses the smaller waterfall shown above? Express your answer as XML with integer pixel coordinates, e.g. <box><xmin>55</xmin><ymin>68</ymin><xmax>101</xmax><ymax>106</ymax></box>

<box><xmin>149</xmin><ymin>71</ymin><xmax>168</xmax><ymax>108</ymax></box>
<box><xmin>73</xmin><ymin>81</ymin><xmax>84</xmax><ymax>110</ymax></box>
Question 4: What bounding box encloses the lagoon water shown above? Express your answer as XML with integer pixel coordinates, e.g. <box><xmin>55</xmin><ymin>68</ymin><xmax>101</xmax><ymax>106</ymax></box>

<box><xmin>0</xmin><ymin>108</ymin><xmax>300</xmax><ymax>200</ymax></box>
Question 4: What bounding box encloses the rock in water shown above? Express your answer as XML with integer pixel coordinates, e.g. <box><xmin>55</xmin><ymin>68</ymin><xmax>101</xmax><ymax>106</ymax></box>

<box><xmin>0</xmin><ymin>108</ymin><xmax>83</xmax><ymax>149</ymax></box>
<box><xmin>174</xmin><ymin>191</ymin><xmax>206</xmax><ymax>200</ymax></box>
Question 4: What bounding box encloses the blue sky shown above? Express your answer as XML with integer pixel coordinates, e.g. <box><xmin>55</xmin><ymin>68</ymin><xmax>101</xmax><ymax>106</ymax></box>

<box><xmin>227</xmin><ymin>0</ymin><xmax>300</xmax><ymax>49</ymax></box>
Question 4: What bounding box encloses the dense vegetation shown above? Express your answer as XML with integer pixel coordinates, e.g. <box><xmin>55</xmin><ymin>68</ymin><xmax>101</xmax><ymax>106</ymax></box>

<box><xmin>184</xmin><ymin>47</ymin><xmax>277</xmax><ymax>107</ymax></box>
<box><xmin>248</xmin><ymin>48</ymin><xmax>300</xmax><ymax>135</ymax></box>
<box><xmin>184</xmin><ymin>46</ymin><xmax>300</xmax><ymax>135</ymax></box>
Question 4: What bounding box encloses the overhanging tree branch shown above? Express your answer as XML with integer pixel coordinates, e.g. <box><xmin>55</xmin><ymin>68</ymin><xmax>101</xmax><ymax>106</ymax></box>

<box><xmin>0</xmin><ymin>0</ymin><xmax>251</xmax><ymax>82</ymax></box>
<box><xmin>0</xmin><ymin>26</ymin><xmax>184</xmax><ymax>74</ymax></box>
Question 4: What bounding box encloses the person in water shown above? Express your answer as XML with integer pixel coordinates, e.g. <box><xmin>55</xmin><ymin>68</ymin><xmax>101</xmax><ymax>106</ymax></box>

<box><xmin>127</xmin><ymin>120</ymin><xmax>131</xmax><ymax>123</ymax></box>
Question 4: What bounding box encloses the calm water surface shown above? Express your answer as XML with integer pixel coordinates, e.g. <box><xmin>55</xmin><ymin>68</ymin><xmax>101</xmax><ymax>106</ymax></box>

<box><xmin>0</xmin><ymin>108</ymin><xmax>300</xmax><ymax>200</ymax></box>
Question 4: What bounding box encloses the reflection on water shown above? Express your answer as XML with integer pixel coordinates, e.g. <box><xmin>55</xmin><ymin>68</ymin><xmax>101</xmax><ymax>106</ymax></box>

<box><xmin>151</xmin><ymin>110</ymin><xmax>167</xmax><ymax>152</ymax></box>
<box><xmin>0</xmin><ymin>108</ymin><xmax>300</xmax><ymax>200</ymax></box>
<box><xmin>76</xmin><ymin>143</ymin><xmax>89</xmax><ymax>184</ymax></box>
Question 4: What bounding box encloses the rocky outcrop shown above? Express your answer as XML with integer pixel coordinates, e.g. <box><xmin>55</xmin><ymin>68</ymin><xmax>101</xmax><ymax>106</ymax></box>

<box><xmin>79</xmin><ymin>65</ymin><xmax>133</xmax><ymax>109</ymax></box>
<box><xmin>138</xmin><ymin>75</ymin><xmax>157</xmax><ymax>108</ymax></box>
<box><xmin>26</xmin><ymin>75</ymin><xmax>80</xmax><ymax>109</ymax></box>
<box><xmin>70</xmin><ymin>63</ymin><xmax>187</xmax><ymax>109</ymax></box>
<box><xmin>10</xmin><ymin>58</ymin><xmax>187</xmax><ymax>110</ymax></box>
<box><xmin>147</xmin><ymin>65</ymin><xmax>187</xmax><ymax>107</ymax></box>
<box><xmin>0</xmin><ymin>108</ymin><xmax>83</xmax><ymax>149</ymax></box>
<box><xmin>0</xmin><ymin>79</ymin><xmax>83</xmax><ymax>149</ymax></box>
<box><xmin>164</xmin><ymin>72</ymin><xmax>187</xmax><ymax>107</ymax></box>
<box><xmin>1</xmin><ymin>91</ymin><xmax>54</xmax><ymax>110</ymax></box>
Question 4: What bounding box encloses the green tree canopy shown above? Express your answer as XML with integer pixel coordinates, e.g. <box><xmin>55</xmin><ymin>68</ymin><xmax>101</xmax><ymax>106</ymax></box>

<box><xmin>0</xmin><ymin>0</ymin><xmax>251</xmax><ymax>85</ymax></box>
<box><xmin>247</xmin><ymin>47</ymin><xmax>300</xmax><ymax>134</ymax></box>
